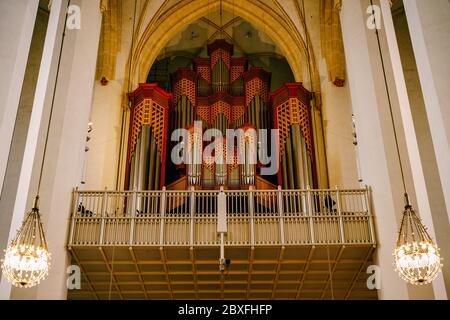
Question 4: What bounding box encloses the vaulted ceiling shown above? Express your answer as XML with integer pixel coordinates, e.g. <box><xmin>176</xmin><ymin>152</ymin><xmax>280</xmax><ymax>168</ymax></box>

<box><xmin>152</xmin><ymin>8</ymin><xmax>295</xmax><ymax>91</ymax></box>
<box><xmin>160</xmin><ymin>9</ymin><xmax>283</xmax><ymax>59</ymax></box>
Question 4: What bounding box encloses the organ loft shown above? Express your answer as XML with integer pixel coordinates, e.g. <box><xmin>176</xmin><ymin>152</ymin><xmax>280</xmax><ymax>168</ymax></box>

<box><xmin>126</xmin><ymin>39</ymin><xmax>316</xmax><ymax>191</ymax></box>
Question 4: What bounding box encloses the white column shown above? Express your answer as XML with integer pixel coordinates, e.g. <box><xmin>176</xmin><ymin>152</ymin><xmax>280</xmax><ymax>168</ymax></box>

<box><xmin>0</xmin><ymin>0</ymin><xmax>67</xmax><ymax>300</ymax></box>
<box><xmin>17</xmin><ymin>0</ymin><xmax>102</xmax><ymax>300</ymax></box>
<box><xmin>0</xmin><ymin>0</ymin><xmax>39</xmax><ymax>196</ymax></box>
<box><xmin>340</xmin><ymin>0</ymin><xmax>410</xmax><ymax>299</ymax></box>
<box><xmin>379</xmin><ymin>0</ymin><xmax>447</xmax><ymax>299</ymax></box>
<box><xmin>403</xmin><ymin>0</ymin><xmax>450</xmax><ymax>223</ymax></box>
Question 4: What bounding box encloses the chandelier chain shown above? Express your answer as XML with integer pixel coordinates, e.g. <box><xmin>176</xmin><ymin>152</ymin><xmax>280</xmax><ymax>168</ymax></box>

<box><xmin>36</xmin><ymin>0</ymin><xmax>72</xmax><ymax>197</ymax></box>
<box><xmin>370</xmin><ymin>0</ymin><xmax>407</xmax><ymax>195</ymax></box>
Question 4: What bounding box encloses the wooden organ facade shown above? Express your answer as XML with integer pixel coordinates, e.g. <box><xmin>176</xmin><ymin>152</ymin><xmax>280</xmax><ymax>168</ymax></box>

<box><xmin>126</xmin><ymin>39</ymin><xmax>316</xmax><ymax>191</ymax></box>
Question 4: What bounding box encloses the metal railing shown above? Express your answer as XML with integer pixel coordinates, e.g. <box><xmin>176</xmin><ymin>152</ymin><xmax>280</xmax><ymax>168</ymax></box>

<box><xmin>68</xmin><ymin>187</ymin><xmax>376</xmax><ymax>247</ymax></box>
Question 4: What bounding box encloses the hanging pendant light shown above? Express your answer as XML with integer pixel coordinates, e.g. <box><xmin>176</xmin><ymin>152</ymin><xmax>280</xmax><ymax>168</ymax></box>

<box><xmin>1</xmin><ymin>0</ymin><xmax>72</xmax><ymax>289</ymax></box>
<box><xmin>394</xmin><ymin>194</ymin><xmax>442</xmax><ymax>285</ymax></box>
<box><xmin>1</xmin><ymin>197</ymin><xmax>51</xmax><ymax>288</ymax></box>
<box><xmin>368</xmin><ymin>0</ymin><xmax>443</xmax><ymax>285</ymax></box>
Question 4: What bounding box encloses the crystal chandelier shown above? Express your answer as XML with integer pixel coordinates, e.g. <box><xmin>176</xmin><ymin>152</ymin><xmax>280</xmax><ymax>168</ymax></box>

<box><xmin>369</xmin><ymin>1</ymin><xmax>443</xmax><ymax>285</ymax></box>
<box><xmin>0</xmin><ymin>1</ymin><xmax>72</xmax><ymax>290</ymax></box>
<box><xmin>1</xmin><ymin>197</ymin><xmax>51</xmax><ymax>288</ymax></box>
<box><xmin>394</xmin><ymin>194</ymin><xmax>442</xmax><ymax>285</ymax></box>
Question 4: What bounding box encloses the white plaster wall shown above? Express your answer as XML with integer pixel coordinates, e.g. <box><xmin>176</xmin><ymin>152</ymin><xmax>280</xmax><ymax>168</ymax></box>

<box><xmin>84</xmin><ymin>0</ymin><xmax>137</xmax><ymax>191</ymax></box>
<box><xmin>83</xmin><ymin>81</ymin><xmax>122</xmax><ymax>190</ymax></box>
<box><xmin>321</xmin><ymin>77</ymin><xmax>360</xmax><ymax>189</ymax></box>
<box><xmin>303</xmin><ymin>0</ymin><xmax>360</xmax><ymax>188</ymax></box>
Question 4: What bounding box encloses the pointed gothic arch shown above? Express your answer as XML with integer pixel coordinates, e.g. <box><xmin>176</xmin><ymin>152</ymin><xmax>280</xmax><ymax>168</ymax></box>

<box><xmin>128</xmin><ymin>0</ymin><xmax>311</xmax><ymax>87</ymax></box>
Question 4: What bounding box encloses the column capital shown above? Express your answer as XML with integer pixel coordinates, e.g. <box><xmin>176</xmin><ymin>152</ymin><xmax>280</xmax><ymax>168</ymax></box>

<box><xmin>334</xmin><ymin>0</ymin><xmax>342</xmax><ymax>11</ymax></box>
<box><xmin>100</xmin><ymin>0</ymin><xmax>108</xmax><ymax>13</ymax></box>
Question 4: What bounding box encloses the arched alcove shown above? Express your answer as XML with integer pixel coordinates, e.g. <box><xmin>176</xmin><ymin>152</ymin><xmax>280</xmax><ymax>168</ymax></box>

<box><xmin>130</xmin><ymin>0</ymin><xmax>310</xmax><ymax>86</ymax></box>
<box><xmin>117</xmin><ymin>0</ymin><xmax>328</xmax><ymax>189</ymax></box>
<box><xmin>145</xmin><ymin>13</ymin><xmax>296</xmax><ymax>92</ymax></box>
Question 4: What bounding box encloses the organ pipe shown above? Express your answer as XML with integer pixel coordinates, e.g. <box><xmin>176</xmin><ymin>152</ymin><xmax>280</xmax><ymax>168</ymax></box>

<box><xmin>126</xmin><ymin>41</ymin><xmax>316</xmax><ymax>191</ymax></box>
<box><xmin>272</xmin><ymin>83</ymin><xmax>316</xmax><ymax>189</ymax></box>
<box><xmin>212</xmin><ymin>59</ymin><xmax>229</xmax><ymax>93</ymax></box>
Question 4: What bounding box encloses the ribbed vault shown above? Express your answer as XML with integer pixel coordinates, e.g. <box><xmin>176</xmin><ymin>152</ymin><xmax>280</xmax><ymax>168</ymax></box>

<box><xmin>128</xmin><ymin>0</ymin><xmax>311</xmax><ymax>88</ymax></box>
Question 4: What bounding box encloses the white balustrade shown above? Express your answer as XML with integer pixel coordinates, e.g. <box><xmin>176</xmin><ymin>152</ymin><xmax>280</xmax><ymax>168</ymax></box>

<box><xmin>68</xmin><ymin>188</ymin><xmax>376</xmax><ymax>247</ymax></box>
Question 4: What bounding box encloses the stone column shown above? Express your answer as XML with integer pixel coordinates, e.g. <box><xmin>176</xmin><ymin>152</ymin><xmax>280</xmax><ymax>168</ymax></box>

<box><xmin>1</xmin><ymin>0</ymin><xmax>103</xmax><ymax>300</ymax></box>
<box><xmin>380</xmin><ymin>0</ymin><xmax>448</xmax><ymax>300</ymax></box>
<box><xmin>403</xmin><ymin>0</ymin><xmax>450</xmax><ymax>224</ymax></box>
<box><xmin>0</xmin><ymin>0</ymin><xmax>39</xmax><ymax>196</ymax></box>
<box><xmin>0</xmin><ymin>0</ymin><xmax>67</xmax><ymax>300</ymax></box>
<box><xmin>23</xmin><ymin>0</ymin><xmax>102</xmax><ymax>300</ymax></box>
<box><xmin>340</xmin><ymin>0</ymin><xmax>412</xmax><ymax>299</ymax></box>
<box><xmin>0</xmin><ymin>4</ymin><xmax>50</xmax><ymax>294</ymax></box>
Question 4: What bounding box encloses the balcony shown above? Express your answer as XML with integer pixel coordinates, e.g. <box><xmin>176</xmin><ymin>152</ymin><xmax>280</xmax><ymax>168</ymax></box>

<box><xmin>67</xmin><ymin>188</ymin><xmax>377</xmax><ymax>300</ymax></box>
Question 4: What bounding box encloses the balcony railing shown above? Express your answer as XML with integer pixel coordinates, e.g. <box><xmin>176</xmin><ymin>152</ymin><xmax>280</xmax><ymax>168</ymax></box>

<box><xmin>68</xmin><ymin>188</ymin><xmax>376</xmax><ymax>247</ymax></box>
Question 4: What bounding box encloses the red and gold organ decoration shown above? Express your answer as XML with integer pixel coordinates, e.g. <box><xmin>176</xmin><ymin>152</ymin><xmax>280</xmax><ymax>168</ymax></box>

<box><xmin>272</xmin><ymin>84</ymin><xmax>315</xmax><ymax>189</ymax></box>
<box><xmin>126</xmin><ymin>39</ymin><xmax>316</xmax><ymax>190</ymax></box>
<box><xmin>126</xmin><ymin>85</ymin><xmax>170</xmax><ymax>190</ymax></box>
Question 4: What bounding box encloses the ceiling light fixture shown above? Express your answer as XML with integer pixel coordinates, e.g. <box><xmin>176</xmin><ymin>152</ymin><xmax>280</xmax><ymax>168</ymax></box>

<box><xmin>394</xmin><ymin>194</ymin><xmax>442</xmax><ymax>285</ymax></box>
<box><xmin>369</xmin><ymin>0</ymin><xmax>442</xmax><ymax>285</ymax></box>
<box><xmin>1</xmin><ymin>0</ymin><xmax>72</xmax><ymax>288</ymax></box>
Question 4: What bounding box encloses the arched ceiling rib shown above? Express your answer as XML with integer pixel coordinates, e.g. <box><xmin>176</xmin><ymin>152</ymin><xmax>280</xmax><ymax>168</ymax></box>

<box><xmin>121</xmin><ymin>0</ymin><xmax>322</xmax><ymax>108</ymax></box>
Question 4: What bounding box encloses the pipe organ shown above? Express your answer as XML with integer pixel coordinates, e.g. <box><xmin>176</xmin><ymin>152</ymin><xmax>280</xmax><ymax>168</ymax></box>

<box><xmin>126</xmin><ymin>39</ymin><xmax>316</xmax><ymax>191</ymax></box>
<box><xmin>272</xmin><ymin>84</ymin><xmax>315</xmax><ymax>189</ymax></box>
<box><xmin>126</xmin><ymin>85</ymin><xmax>170</xmax><ymax>190</ymax></box>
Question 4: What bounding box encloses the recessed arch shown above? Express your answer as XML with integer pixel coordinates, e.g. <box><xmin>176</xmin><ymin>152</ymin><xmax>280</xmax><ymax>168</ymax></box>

<box><xmin>118</xmin><ymin>0</ymin><xmax>329</xmax><ymax>190</ymax></box>
<box><xmin>130</xmin><ymin>0</ymin><xmax>309</xmax><ymax>86</ymax></box>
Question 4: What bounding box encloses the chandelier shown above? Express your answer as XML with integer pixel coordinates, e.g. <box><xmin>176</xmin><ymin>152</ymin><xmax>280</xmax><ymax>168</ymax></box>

<box><xmin>394</xmin><ymin>194</ymin><xmax>442</xmax><ymax>285</ymax></box>
<box><xmin>1</xmin><ymin>197</ymin><xmax>51</xmax><ymax>288</ymax></box>
<box><xmin>368</xmin><ymin>1</ymin><xmax>443</xmax><ymax>285</ymax></box>
<box><xmin>1</xmin><ymin>1</ymin><xmax>72</xmax><ymax>290</ymax></box>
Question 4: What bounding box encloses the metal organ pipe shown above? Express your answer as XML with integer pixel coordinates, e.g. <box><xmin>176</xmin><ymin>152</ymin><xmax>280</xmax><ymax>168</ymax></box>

<box><xmin>125</xmin><ymin>42</ymin><xmax>316</xmax><ymax>191</ymax></box>
<box><xmin>154</xmin><ymin>150</ymin><xmax>161</xmax><ymax>190</ymax></box>
<box><xmin>195</xmin><ymin>141</ymin><xmax>202</xmax><ymax>185</ymax></box>
<box><xmin>246</xmin><ymin>139</ymin><xmax>255</xmax><ymax>185</ymax></box>
<box><xmin>215</xmin><ymin>146</ymin><xmax>227</xmax><ymax>186</ymax></box>
<box><xmin>255</xmin><ymin>99</ymin><xmax>261</xmax><ymax>131</ymax></box>
<box><xmin>141</xmin><ymin>126</ymin><xmax>150</xmax><ymax>190</ymax></box>
<box><xmin>281</xmin><ymin>155</ymin><xmax>288</xmax><ymax>189</ymax></box>
<box><xmin>285</xmin><ymin>133</ymin><xmax>295</xmax><ymax>189</ymax></box>
<box><xmin>302</xmin><ymin>134</ymin><xmax>313</xmax><ymax>188</ymax></box>
<box><xmin>148</xmin><ymin>131</ymin><xmax>157</xmax><ymax>190</ymax></box>
<box><xmin>290</xmin><ymin>124</ymin><xmax>303</xmax><ymax>189</ymax></box>
<box><xmin>129</xmin><ymin>151</ymin><xmax>136</xmax><ymax>191</ymax></box>
<box><xmin>132</xmin><ymin>136</ymin><xmax>141</xmax><ymax>191</ymax></box>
